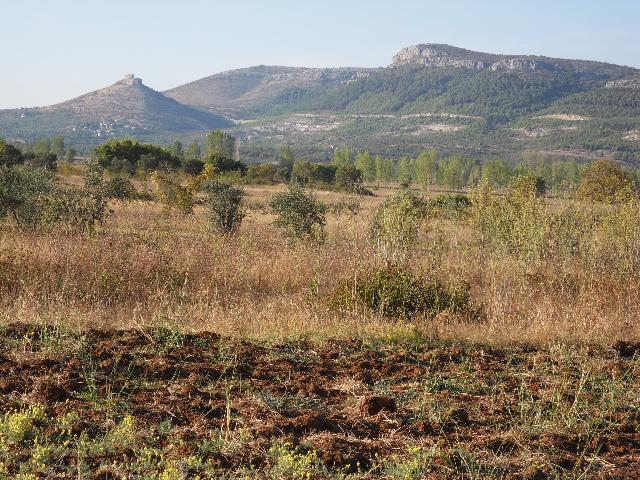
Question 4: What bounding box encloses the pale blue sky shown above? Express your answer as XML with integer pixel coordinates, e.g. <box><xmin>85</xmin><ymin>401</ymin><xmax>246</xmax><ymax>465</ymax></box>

<box><xmin>2</xmin><ymin>0</ymin><xmax>639</xmax><ymax>108</ymax></box>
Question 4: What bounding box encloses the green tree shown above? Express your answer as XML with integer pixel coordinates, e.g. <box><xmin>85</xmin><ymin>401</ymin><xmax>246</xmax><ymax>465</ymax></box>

<box><xmin>0</xmin><ymin>165</ymin><xmax>53</xmax><ymax>227</ymax></box>
<box><xmin>51</xmin><ymin>136</ymin><xmax>65</xmax><ymax>159</ymax></box>
<box><xmin>169</xmin><ymin>140</ymin><xmax>183</xmax><ymax>159</ymax></box>
<box><xmin>203</xmin><ymin>131</ymin><xmax>244</xmax><ymax>173</ymax></box>
<box><xmin>332</xmin><ymin>147</ymin><xmax>354</xmax><ymax>168</ymax></box>
<box><xmin>415</xmin><ymin>149</ymin><xmax>438</xmax><ymax>190</ymax></box>
<box><xmin>205</xmin><ymin>130</ymin><xmax>235</xmax><ymax>160</ymax></box>
<box><xmin>64</xmin><ymin>148</ymin><xmax>75</xmax><ymax>163</ymax></box>
<box><xmin>355</xmin><ymin>150</ymin><xmax>376</xmax><ymax>182</ymax></box>
<box><xmin>511</xmin><ymin>175</ymin><xmax>547</xmax><ymax>197</ymax></box>
<box><xmin>439</xmin><ymin>156</ymin><xmax>476</xmax><ymax>190</ymax></box>
<box><xmin>34</xmin><ymin>138</ymin><xmax>51</xmax><ymax>156</ymax></box>
<box><xmin>375</xmin><ymin>156</ymin><xmax>394</xmax><ymax>184</ymax></box>
<box><xmin>335</xmin><ymin>165</ymin><xmax>362</xmax><ymax>191</ymax></box>
<box><xmin>481</xmin><ymin>159</ymin><xmax>513</xmax><ymax>187</ymax></box>
<box><xmin>397</xmin><ymin>157</ymin><xmax>415</xmax><ymax>187</ymax></box>
<box><xmin>185</xmin><ymin>140</ymin><xmax>201</xmax><ymax>161</ymax></box>
<box><xmin>278</xmin><ymin>146</ymin><xmax>295</xmax><ymax>182</ymax></box>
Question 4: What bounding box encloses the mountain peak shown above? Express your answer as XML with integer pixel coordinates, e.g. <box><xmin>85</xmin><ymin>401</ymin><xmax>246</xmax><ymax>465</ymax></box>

<box><xmin>390</xmin><ymin>44</ymin><xmax>551</xmax><ymax>71</ymax></box>
<box><xmin>120</xmin><ymin>74</ymin><xmax>143</xmax><ymax>87</ymax></box>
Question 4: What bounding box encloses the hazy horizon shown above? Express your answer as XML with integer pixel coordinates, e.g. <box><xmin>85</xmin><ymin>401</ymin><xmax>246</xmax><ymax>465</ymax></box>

<box><xmin>2</xmin><ymin>0</ymin><xmax>640</xmax><ymax>109</ymax></box>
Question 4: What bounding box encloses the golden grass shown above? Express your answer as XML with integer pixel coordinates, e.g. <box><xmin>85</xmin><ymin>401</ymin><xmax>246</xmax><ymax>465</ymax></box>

<box><xmin>1</xmin><ymin>183</ymin><xmax>639</xmax><ymax>345</ymax></box>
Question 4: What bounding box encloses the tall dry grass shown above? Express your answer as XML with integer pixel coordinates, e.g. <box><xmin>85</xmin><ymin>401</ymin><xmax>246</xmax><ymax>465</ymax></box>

<box><xmin>1</xmin><ymin>183</ymin><xmax>639</xmax><ymax>345</ymax></box>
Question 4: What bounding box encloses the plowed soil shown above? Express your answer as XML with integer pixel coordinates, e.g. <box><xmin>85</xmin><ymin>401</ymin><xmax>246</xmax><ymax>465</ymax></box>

<box><xmin>0</xmin><ymin>324</ymin><xmax>639</xmax><ymax>479</ymax></box>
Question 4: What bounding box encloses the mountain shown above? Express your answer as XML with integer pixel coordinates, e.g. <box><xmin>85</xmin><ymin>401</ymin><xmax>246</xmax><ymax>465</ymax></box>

<box><xmin>164</xmin><ymin>65</ymin><xmax>374</xmax><ymax>116</ymax></box>
<box><xmin>0</xmin><ymin>74</ymin><xmax>231</xmax><ymax>145</ymax></box>
<box><xmin>2</xmin><ymin>45</ymin><xmax>640</xmax><ymax>162</ymax></box>
<box><xmin>390</xmin><ymin>44</ymin><xmax>635</xmax><ymax>79</ymax></box>
<box><xmin>166</xmin><ymin>44</ymin><xmax>638</xmax><ymax>119</ymax></box>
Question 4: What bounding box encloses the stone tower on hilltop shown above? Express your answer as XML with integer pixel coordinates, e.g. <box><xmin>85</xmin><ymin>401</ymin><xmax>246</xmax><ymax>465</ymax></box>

<box><xmin>122</xmin><ymin>74</ymin><xmax>142</xmax><ymax>86</ymax></box>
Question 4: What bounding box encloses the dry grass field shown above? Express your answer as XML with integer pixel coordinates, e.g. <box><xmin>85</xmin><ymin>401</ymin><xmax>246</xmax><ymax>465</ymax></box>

<box><xmin>1</xmin><ymin>175</ymin><xmax>639</xmax><ymax>478</ymax></box>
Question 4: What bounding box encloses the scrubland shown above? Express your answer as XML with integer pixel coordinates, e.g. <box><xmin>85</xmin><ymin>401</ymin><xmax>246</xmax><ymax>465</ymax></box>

<box><xmin>1</xmin><ymin>177</ymin><xmax>639</xmax><ymax>479</ymax></box>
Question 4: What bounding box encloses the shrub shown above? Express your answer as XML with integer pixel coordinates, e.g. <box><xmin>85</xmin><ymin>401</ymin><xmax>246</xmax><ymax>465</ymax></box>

<box><xmin>0</xmin><ymin>140</ymin><xmax>23</xmax><ymax>167</ymax></box>
<box><xmin>104</xmin><ymin>177</ymin><xmax>138</xmax><ymax>201</ymax></box>
<box><xmin>331</xmin><ymin>267</ymin><xmax>472</xmax><ymax>318</ymax></box>
<box><xmin>471</xmin><ymin>186</ymin><xmax>548</xmax><ymax>266</ymax></box>
<box><xmin>334</xmin><ymin>165</ymin><xmax>363</xmax><ymax>191</ymax></box>
<box><xmin>0</xmin><ymin>162</ymin><xmax>108</xmax><ymax>232</ymax></box>
<box><xmin>369</xmin><ymin>191</ymin><xmax>424</xmax><ymax>265</ymax></box>
<box><xmin>151</xmin><ymin>172</ymin><xmax>194</xmax><ymax>215</ymax></box>
<box><xmin>329</xmin><ymin>196</ymin><xmax>361</xmax><ymax>216</ymax></box>
<box><xmin>577</xmin><ymin>159</ymin><xmax>635</xmax><ymax>204</ymax></box>
<box><xmin>42</xmin><ymin>185</ymin><xmax>109</xmax><ymax>233</ymax></box>
<box><xmin>511</xmin><ymin>175</ymin><xmax>547</xmax><ymax>197</ymax></box>
<box><xmin>268</xmin><ymin>185</ymin><xmax>326</xmax><ymax>241</ymax></box>
<box><xmin>204</xmin><ymin>182</ymin><xmax>246</xmax><ymax>234</ymax></box>
<box><xmin>426</xmin><ymin>194</ymin><xmax>471</xmax><ymax>219</ymax></box>
<box><xmin>0</xmin><ymin>165</ymin><xmax>54</xmax><ymax>227</ymax></box>
<box><xmin>584</xmin><ymin>200</ymin><xmax>640</xmax><ymax>280</ymax></box>
<box><xmin>291</xmin><ymin>161</ymin><xmax>336</xmax><ymax>187</ymax></box>
<box><xmin>182</xmin><ymin>158</ymin><xmax>205</xmax><ymax>176</ymax></box>
<box><xmin>246</xmin><ymin>163</ymin><xmax>278</xmax><ymax>185</ymax></box>
<box><xmin>23</xmin><ymin>152</ymin><xmax>57</xmax><ymax>171</ymax></box>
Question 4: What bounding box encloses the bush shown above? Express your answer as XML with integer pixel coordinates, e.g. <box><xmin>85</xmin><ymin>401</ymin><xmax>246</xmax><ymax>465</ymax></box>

<box><xmin>42</xmin><ymin>185</ymin><xmax>109</xmax><ymax>233</ymax></box>
<box><xmin>0</xmin><ymin>165</ymin><xmax>53</xmax><ymax>227</ymax></box>
<box><xmin>334</xmin><ymin>165</ymin><xmax>363</xmax><ymax>191</ymax></box>
<box><xmin>369</xmin><ymin>191</ymin><xmax>424</xmax><ymax>265</ymax></box>
<box><xmin>246</xmin><ymin>163</ymin><xmax>278</xmax><ymax>185</ymax></box>
<box><xmin>0</xmin><ymin>140</ymin><xmax>23</xmax><ymax>167</ymax></box>
<box><xmin>204</xmin><ymin>182</ymin><xmax>246</xmax><ymax>234</ymax></box>
<box><xmin>471</xmin><ymin>186</ymin><xmax>548</xmax><ymax>266</ymax></box>
<box><xmin>23</xmin><ymin>152</ymin><xmax>57</xmax><ymax>171</ymax></box>
<box><xmin>151</xmin><ymin>172</ymin><xmax>194</xmax><ymax>215</ymax></box>
<box><xmin>268</xmin><ymin>185</ymin><xmax>326</xmax><ymax>241</ymax></box>
<box><xmin>331</xmin><ymin>267</ymin><xmax>472</xmax><ymax>318</ymax></box>
<box><xmin>511</xmin><ymin>175</ymin><xmax>546</xmax><ymax>197</ymax></box>
<box><xmin>0</xmin><ymin>164</ymin><xmax>108</xmax><ymax>232</ymax></box>
<box><xmin>329</xmin><ymin>197</ymin><xmax>361</xmax><ymax>216</ymax></box>
<box><xmin>104</xmin><ymin>177</ymin><xmax>138</xmax><ymax>201</ymax></box>
<box><xmin>426</xmin><ymin>194</ymin><xmax>471</xmax><ymax>219</ymax></box>
<box><xmin>182</xmin><ymin>158</ymin><xmax>205</xmax><ymax>176</ymax></box>
<box><xmin>577</xmin><ymin>159</ymin><xmax>635</xmax><ymax>204</ymax></box>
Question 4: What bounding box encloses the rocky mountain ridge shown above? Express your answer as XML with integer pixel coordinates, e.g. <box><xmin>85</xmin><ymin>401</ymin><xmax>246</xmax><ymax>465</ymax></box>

<box><xmin>390</xmin><ymin>44</ymin><xmax>636</xmax><ymax>79</ymax></box>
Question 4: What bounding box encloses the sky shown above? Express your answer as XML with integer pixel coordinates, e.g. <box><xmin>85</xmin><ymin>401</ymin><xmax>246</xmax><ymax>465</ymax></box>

<box><xmin>1</xmin><ymin>0</ymin><xmax>639</xmax><ymax>108</ymax></box>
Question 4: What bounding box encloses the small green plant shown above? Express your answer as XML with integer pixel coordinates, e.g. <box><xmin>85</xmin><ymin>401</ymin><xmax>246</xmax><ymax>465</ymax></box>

<box><xmin>267</xmin><ymin>440</ymin><xmax>323</xmax><ymax>479</ymax></box>
<box><xmin>268</xmin><ymin>185</ymin><xmax>327</xmax><ymax>242</ymax></box>
<box><xmin>382</xmin><ymin>445</ymin><xmax>438</xmax><ymax>479</ymax></box>
<box><xmin>151</xmin><ymin>171</ymin><xmax>194</xmax><ymax>215</ymax></box>
<box><xmin>369</xmin><ymin>191</ymin><xmax>424</xmax><ymax>265</ymax></box>
<box><xmin>0</xmin><ymin>405</ymin><xmax>47</xmax><ymax>445</ymax></box>
<box><xmin>151</xmin><ymin>324</ymin><xmax>185</xmax><ymax>349</ymax></box>
<box><xmin>104</xmin><ymin>177</ymin><xmax>138</xmax><ymax>201</ymax></box>
<box><xmin>204</xmin><ymin>181</ymin><xmax>246</xmax><ymax>234</ymax></box>
<box><xmin>331</xmin><ymin>267</ymin><xmax>472</xmax><ymax>318</ymax></box>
